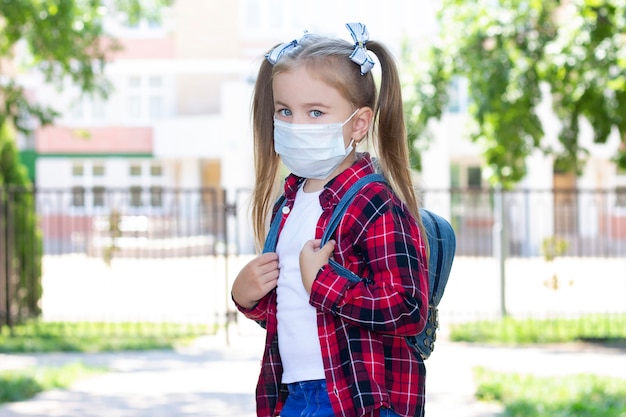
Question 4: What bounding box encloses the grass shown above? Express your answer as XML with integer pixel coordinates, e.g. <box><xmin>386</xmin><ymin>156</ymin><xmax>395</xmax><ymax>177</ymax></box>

<box><xmin>0</xmin><ymin>320</ymin><xmax>212</xmax><ymax>405</ymax></box>
<box><xmin>2</xmin><ymin>316</ymin><xmax>623</xmax><ymax>410</ymax></box>
<box><xmin>474</xmin><ymin>367</ymin><xmax>626</xmax><ymax>417</ymax></box>
<box><xmin>0</xmin><ymin>320</ymin><xmax>216</xmax><ymax>353</ymax></box>
<box><xmin>456</xmin><ymin>315</ymin><xmax>626</xmax><ymax>417</ymax></box>
<box><xmin>449</xmin><ymin>314</ymin><xmax>626</xmax><ymax>345</ymax></box>
<box><xmin>0</xmin><ymin>362</ymin><xmax>106</xmax><ymax>405</ymax></box>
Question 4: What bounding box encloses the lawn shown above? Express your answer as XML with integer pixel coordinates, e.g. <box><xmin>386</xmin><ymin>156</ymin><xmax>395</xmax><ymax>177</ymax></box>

<box><xmin>474</xmin><ymin>367</ymin><xmax>626</xmax><ymax>417</ymax></box>
<box><xmin>0</xmin><ymin>320</ymin><xmax>214</xmax><ymax>353</ymax></box>
<box><xmin>450</xmin><ymin>314</ymin><xmax>626</xmax><ymax>416</ymax></box>
<box><xmin>0</xmin><ymin>362</ymin><xmax>105</xmax><ymax>405</ymax></box>
<box><xmin>1</xmin><ymin>315</ymin><xmax>624</xmax><ymax>410</ymax></box>
<box><xmin>449</xmin><ymin>313</ymin><xmax>626</xmax><ymax>345</ymax></box>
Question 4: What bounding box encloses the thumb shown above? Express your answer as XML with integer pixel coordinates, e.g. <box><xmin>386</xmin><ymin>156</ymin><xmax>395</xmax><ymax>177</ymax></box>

<box><xmin>319</xmin><ymin>239</ymin><xmax>336</xmax><ymax>258</ymax></box>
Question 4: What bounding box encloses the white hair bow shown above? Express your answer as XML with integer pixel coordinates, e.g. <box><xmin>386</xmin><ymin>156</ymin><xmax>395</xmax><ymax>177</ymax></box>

<box><xmin>265</xmin><ymin>39</ymin><xmax>298</xmax><ymax>65</ymax></box>
<box><xmin>346</xmin><ymin>22</ymin><xmax>375</xmax><ymax>75</ymax></box>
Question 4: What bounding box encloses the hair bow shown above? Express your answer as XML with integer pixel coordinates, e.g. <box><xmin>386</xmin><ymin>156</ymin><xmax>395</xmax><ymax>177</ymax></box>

<box><xmin>265</xmin><ymin>39</ymin><xmax>298</xmax><ymax>65</ymax></box>
<box><xmin>346</xmin><ymin>23</ymin><xmax>375</xmax><ymax>75</ymax></box>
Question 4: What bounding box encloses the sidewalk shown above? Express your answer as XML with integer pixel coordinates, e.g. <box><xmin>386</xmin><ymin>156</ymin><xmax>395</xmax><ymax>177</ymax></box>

<box><xmin>0</xmin><ymin>329</ymin><xmax>624</xmax><ymax>417</ymax></box>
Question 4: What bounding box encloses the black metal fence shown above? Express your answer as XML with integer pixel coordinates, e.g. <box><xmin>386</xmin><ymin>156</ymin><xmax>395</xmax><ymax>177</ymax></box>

<box><xmin>2</xmin><ymin>185</ymin><xmax>625</xmax><ymax>332</ymax></box>
<box><xmin>4</xmin><ymin>186</ymin><xmax>625</xmax><ymax>258</ymax></box>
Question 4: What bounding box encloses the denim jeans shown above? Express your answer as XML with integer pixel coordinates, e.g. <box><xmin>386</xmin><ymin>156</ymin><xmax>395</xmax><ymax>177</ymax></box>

<box><xmin>281</xmin><ymin>380</ymin><xmax>334</xmax><ymax>417</ymax></box>
<box><xmin>280</xmin><ymin>379</ymin><xmax>402</xmax><ymax>417</ymax></box>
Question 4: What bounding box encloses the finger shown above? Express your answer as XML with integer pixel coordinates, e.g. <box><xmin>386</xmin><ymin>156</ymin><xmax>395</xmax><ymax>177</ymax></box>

<box><xmin>302</xmin><ymin>239</ymin><xmax>322</xmax><ymax>252</ymax></box>
<box><xmin>260</xmin><ymin>266</ymin><xmax>279</xmax><ymax>283</ymax></box>
<box><xmin>256</xmin><ymin>257</ymin><xmax>279</xmax><ymax>275</ymax></box>
<box><xmin>257</xmin><ymin>252</ymin><xmax>278</xmax><ymax>263</ymax></box>
<box><xmin>319</xmin><ymin>239</ymin><xmax>336</xmax><ymax>258</ymax></box>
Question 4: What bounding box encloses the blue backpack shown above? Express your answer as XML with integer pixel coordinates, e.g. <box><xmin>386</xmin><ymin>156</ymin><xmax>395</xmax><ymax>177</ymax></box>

<box><xmin>263</xmin><ymin>173</ymin><xmax>456</xmax><ymax>360</ymax></box>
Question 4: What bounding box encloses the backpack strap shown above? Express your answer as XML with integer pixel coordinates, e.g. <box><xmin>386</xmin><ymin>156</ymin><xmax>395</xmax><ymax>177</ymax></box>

<box><xmin>263</xmin><ymin>173</ymin><xmax>384</xmax><ymax>255</ymax></box>
<box><xmin>261</xmin><ymin>173</ymin><xmax>456</xmax><ymax>360</ymax></box>
<box><xmin>262</xmin><ymin>196</ymin><xmax>287</xmax><ymax>254</ymax></box>
<box><xmin>319</xmin><ymin>173</ymin><xmax>386</xmax><ymax>282</ymax></box>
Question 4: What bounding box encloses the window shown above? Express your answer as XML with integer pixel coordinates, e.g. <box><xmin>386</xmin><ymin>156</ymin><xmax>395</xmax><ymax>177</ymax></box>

<box><xmin>150</xmin><ymin>186</ymin><xmax>163</xmax><ymax>207</ymax></box>
<box><xmin>129</xmin><ymin>76</ymin><xmax>141</xmax><ymax>88</ymax></box>
<box><xmin>467</xmin><ymin>167</ymin><xmax>483</xmax><ymax>188</ymax></box>
<box><xmin>245</xmin><ymin>0</ymin><xmax>261</xmax><ymax>30</ymax></box>
<box><xmin>129</xmin><ymin>164</ymin><xmax>142</xmax><ymax>177</ymax></box>
<box><xmin>128</xmin><ymin>96</ymin><xmax>141</xmax><ymax>119</ymax></box>
<box><xmin>70</xmin><ymin>99</ymin><xmax>84</xmax><ymax>119</ymax></box>
<box><xmin>147</xmin><ymin>17</ymin><xmax>162</xmax><ymax>29</ymax></box>
<box><xmin>72</xmin><ymin>164</ymin><xmax>84</xmax><ymax>177</ymax></box>
<box><xmin>268</xmin><ymin>0</ymin><xmax>283</xmax><ymax>28</ymax></box>
<box><xmin>450</xmin><ymin>163</ymin><xmax>487</xmax><ymax>210</ymax></box>
<box><xmin>148</xmin><ymin>96</ymin><xmax>162</xmax><ymax>119</ymax></box>
<box><xmin>130</xmin><ymin>186</ymin><xmax>143</xmax><ymax>207</ymax></box>
<box><xmin>446</xmin><ymin>76</ymin><xmax>468</xmax><ymax>114</ymax></box>
<box><xmin>150</xmin><ymin>164</ymin><xmax>163</xmax><ymax>177</ymax></box>
<box><xmin>71</xmin><ymin>186</ymin><xmax>85</xmax><ymax>207</ymax></box>
<box><xmin>149</xmin><ymin>76</ymin><xmax>162</xmax><ymax>88</ymax></box>
<box><xmin>93</xmin><ymin>163</ymin><xmax>105</xmax><ymax>177</ymax></box>
<box><xmin>93</xmin><ymin>186</ymin><xmax>105</xmax><ymax>207</ymax></box>
<box><xmin>616</xmin><ymin>164</ymin><xmax>626</xmax><ymax>208</ymax></box>
<box><xmin>616</xmin><ymin>186</ymin><xmax>626</xmax><ymax>208</ymax></box>
<box><xmin>92</xmin><ymin>98</ymin><xmax>106</xmax><ymax>119</ymax></box>
<box><xmin>450</xmin><ymin>164</ymin><xmax>460</xmax><ymax>188</ymax></box>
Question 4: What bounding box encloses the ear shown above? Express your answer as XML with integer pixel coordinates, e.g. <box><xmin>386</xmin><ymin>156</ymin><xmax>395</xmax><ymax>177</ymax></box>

<box><xmin>351</xmin><ymin>107</ymin><xmax>373</xmax><ymax>143</ymax></box>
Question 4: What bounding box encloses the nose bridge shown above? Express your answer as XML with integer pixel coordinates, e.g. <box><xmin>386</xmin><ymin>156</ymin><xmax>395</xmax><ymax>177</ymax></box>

<box><xmin>292</xmin><ymin>110</ymin><xmax>308</xmax><ymax>124</ymax></box>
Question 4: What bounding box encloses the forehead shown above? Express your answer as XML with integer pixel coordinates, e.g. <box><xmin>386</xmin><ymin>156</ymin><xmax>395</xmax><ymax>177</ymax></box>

<box><xmin>272</xmin><ymin>66</ymin><xmax>348</xmax><ymax>108</ymax></box>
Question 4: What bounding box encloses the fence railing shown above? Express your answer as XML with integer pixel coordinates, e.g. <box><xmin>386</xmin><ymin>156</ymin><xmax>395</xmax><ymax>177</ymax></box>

<box><xmin>4</xmin><ymin>186</ymin><xmax>624</xmax><ymax>258</ymax></box>
<box><xmin>2</xmin><ymin>186</ymin><xmax>625</xmax><ymax>332</ymax></box>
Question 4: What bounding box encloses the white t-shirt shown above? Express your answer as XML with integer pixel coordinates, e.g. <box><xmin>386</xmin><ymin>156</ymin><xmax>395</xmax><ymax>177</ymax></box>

<box><xmin>276</xmin><ymin>184</ymin><xmax>325</xmax><ymax>383</ymax></box>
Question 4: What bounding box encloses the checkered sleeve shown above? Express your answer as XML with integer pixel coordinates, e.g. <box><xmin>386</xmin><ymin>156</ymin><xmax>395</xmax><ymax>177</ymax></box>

<box><xmin>310</xmin><ymin>183</ymin><xmax>429</xmax><ymax>337</ymax></box>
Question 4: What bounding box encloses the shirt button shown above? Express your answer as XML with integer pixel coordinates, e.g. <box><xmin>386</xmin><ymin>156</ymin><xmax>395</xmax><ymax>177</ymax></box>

<box><xmin>282</xmin><ymin>206</ymin><xmax>290</xmax><ymax>214</ymax></box>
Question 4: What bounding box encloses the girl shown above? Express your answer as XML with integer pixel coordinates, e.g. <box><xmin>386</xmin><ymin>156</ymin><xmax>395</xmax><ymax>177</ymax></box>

<box><xmin>231</xmin><ymin>23</ymin><xmax>429</xmax><ymax>417</ymax></box>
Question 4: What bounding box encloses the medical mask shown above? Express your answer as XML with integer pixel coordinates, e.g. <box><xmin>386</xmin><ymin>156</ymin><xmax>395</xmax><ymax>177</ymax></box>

<box><xmin>273</xmin><ymin>110</ymin><xmax>358</xmax><ymax>179</ymax></box>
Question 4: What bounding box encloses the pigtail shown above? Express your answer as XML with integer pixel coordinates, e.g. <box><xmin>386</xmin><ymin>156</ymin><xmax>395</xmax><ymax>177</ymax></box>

<box><xmin>251</xmin><ymin>57</ymin><xmax>281</xmax><ymax>251</ymax></box>
<box><xmin>366</xmin><ymin>41</ymin><xmax>421</xmax><ymax>221</ymax></box>
<box><xmin>365</xmin><ymin>41</ymin><xmax>429</xmax><ymax>258</ymax></box>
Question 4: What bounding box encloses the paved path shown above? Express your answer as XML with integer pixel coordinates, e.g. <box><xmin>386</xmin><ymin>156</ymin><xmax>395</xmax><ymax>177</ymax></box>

<box><xmin>0</xmin><ymin>329</ymin><xmax>624</xmax><ymax>417</ymax></box>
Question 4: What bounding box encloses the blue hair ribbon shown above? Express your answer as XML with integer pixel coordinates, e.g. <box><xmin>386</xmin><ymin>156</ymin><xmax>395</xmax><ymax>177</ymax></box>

<box><xmin>265</xmin><ymin>39</ymin><xmax>298</xmax><ymax>65</ymax></box>
<box><xmin>345</xmin><ymin>22</ymin><xmax>375</xmax><ymax>75</ymax></box>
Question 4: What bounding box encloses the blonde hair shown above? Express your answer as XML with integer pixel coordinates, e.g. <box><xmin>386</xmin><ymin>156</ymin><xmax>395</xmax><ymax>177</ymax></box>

<box><xmin>251</xmin><ymin>33</ymin><xmax>424</xmax><ymax>250</ymax></box>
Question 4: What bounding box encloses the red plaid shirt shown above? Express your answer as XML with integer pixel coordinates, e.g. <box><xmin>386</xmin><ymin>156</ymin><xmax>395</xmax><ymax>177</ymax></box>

<box><xmin>236</xmin><ymin>154</ymin><xmax>429</xmax><ymax>417</ymax></box>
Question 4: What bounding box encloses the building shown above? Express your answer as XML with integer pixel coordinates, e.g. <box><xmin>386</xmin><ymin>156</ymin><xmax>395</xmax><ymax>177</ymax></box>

<box><xmin>14</xmin><ymin>0</ymin><xmax>625</xmax><ymax>256</ymax></box>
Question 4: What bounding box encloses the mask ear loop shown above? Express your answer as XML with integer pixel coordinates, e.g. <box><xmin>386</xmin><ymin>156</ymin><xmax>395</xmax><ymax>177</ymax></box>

<box><xmin>345</xmin><ymin>108</ymin><xmax>367</xmax><ymax>149</ymax></box>
<box><xmin>341</xmin><ymin>109</ymin><xmax>360</xmax><ymax>127</ymax></box>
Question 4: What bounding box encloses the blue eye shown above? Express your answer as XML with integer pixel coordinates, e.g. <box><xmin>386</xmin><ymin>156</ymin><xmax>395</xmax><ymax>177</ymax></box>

<box><xmin>310</xmin><ymin>110</ymin><xmax>323</xmax><ymax>118</ymax></box>
<box><xmin>277</xmin><ymin>108</ymin><xmax>292</xmax><ymax>117</ymax></box>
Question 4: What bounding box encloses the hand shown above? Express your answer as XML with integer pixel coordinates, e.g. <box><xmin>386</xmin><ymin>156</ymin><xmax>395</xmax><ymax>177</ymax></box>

<box><xmin>299</xmin><ymin>239</ymin><xmax>336</xmax><ymax>294</ymax></box>
<box><xmin>231</xmin><ymin>253</ymin><xmax>279</xmax><ymax>309</ymax></box>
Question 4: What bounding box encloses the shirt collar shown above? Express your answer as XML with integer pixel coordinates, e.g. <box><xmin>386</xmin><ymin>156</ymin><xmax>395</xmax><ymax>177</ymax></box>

<box><xmin>281</xmin><ymin>152</ymin><xmax>376</xmax><ymax>210</ymax></box>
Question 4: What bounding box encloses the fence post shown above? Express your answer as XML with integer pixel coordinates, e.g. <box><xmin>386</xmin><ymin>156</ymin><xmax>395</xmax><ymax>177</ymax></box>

<box><xmin>0</xmin><ymin>189</ymin><xmax>13</xmax><ymax>334</ymax></box>
<box><xmin>223</xmin><ymin>189</ymin><xmax>236</xmax><ymax>346</ymax></box>
<box><xmin>493</xmin><ymin>185</ymin><xmax>507</xmax><ymax>318</ymax></box>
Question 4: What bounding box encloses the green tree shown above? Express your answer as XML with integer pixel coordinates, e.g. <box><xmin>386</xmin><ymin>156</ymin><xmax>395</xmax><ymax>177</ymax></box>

<box><xmin>403</xmin><ymin>0</ymin><xmax>626</xmax><ymax>188</ymax></box>
<box><xmin>0</xmin><ymin>123</ymin><xmax>42</xmax><ymax>321</ymax></box>
<box><xmin>1</xmin><ymin>0</ymin><xmax>172</xmax><ymax>134</ymax></box>
<box><xmin>0</xmin><ymin>0</ymin><xmax>171</xmax><ymax>322</ymax></box>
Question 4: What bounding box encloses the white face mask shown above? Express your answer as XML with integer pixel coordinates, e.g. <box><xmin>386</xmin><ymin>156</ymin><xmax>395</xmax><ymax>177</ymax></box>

<box><xmin>273</xmin><ymin>110</ymin><xmax>358</xmax><ymax>179</ymax></box>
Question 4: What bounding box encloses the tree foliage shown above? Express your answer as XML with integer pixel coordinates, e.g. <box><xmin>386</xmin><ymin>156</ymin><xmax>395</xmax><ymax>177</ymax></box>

<box><xmin>0</xmin><ymin>0</ymin><xmax>171</xmax><ymax>135</ymax></box>
<box><xmin>0</xmin><ymin>0</ymin><xmax>170</xmax><ymax>322</ymax></box>
<box><xmin>0</xmin><ymin>123</ymin><xmax>42</xmax><ymax>319</ymax></box>
<box><xmin>403</xmin><ymin>0</ymin><xmax>626</xmax><ymax>187</ymax></box>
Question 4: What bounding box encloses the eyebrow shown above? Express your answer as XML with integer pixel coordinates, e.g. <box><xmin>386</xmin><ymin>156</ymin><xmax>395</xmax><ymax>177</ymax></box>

<box><xmin>273</xmin><ymin>100</ymin><xmax>331</xmax><ymax>109</ymax></box>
